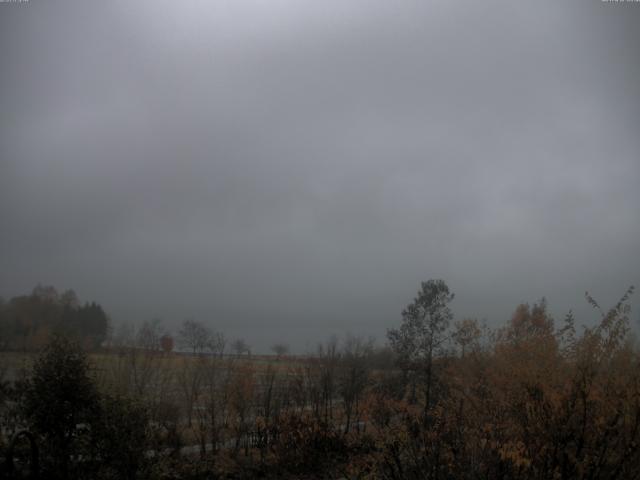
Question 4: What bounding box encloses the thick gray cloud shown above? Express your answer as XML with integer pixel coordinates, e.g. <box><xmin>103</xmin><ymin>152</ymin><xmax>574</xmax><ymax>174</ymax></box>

<box><xmin>1</xmin><ymin>0</ymin><xmax>639</xmax><ymax>352</ymax></box>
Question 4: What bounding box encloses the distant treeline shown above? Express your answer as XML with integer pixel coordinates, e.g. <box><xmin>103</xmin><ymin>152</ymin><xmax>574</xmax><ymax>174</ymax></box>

<box><xmin>1</xmin><ymin>281</ymin><xmax>639</xmax><ymax>479</ymax></box>
<box><xmin>0</xmin><ymin>285</ymin><xmax>108</xmax><ymax>351</ymax></box>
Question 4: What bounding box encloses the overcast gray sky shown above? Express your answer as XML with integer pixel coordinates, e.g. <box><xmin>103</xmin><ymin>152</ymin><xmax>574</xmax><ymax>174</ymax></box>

<box><xmin>1</xmin><ymin>0</ymin><xmax>639</xmax><ymax>352</ymax></box>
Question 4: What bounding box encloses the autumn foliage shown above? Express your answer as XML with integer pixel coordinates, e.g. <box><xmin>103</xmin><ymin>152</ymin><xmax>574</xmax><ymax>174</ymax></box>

<box><xmin>350</xmin><ymin>287</ymin><xmax>640</xmax><ymax>480</ymax></box>
<box><xmin>1</xmin><ymin>283</ymin><xmax>639</xmax><ymax>479</ymax></box>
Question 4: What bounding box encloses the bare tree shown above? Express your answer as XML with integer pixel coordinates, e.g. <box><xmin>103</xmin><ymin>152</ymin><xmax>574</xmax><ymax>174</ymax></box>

<box><xmin>99</xmin><ymin>319</ymin><xmax>175</xmax><ymax>425</ymax></box>
<box><xmin>271</xmin><ymin>343</ymin><xmax>289</xmax><ymax>358</ymax></box>
<box><xmin>177</xmin><ymin>322</ymin><xmax>225</xmax><ymax>430</ymax></box>
<box><xmin>228</xmin><ymin>363</ymin><xmax>255</xmax><ymax>457</ymax></box>
<box><xmin>195</xmin><ymin>350</ymin><xmax>230</xmax><ymax>456</ymax></box>
<box><xmin>178</xmin><ymin>318</ymin><xmax>211</xmax><ymax>355</ymax></box>
<box><xmin>136</xmin><ymin>318</ymin><xmax>164</xmax><ymax>351</ymax></box>
<box><xmin>177</xmin><ymin>355</ymin><xmax>204</xmax><ymax>427</ymax></box>
<box><xmin>339</xmin><ymin>335</ymin><xmax>374</xmax><ymax>433</ymax></box>
<box><xmin>316</xmin><ymin>336</ymin><xmax>339</xmax><ymax>424</ymax></box>
<box><xmin>232</xmin><ymin>338</ymin><xmax>250</xmax><ymax>357</ymax></box>
<box><xmin>208</xmin><ymin>331</ymin><xmax>226</xmax><ymax>357</ymax></box>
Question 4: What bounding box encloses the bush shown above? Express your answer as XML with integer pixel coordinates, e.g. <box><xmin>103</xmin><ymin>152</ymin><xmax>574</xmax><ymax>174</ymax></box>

<box><xmin>20</xmin><ymin>336</ymin><xmax>100</xmax><ymax>479</ymax></box>
<box><xmin>90</xmin><ymin>394</ymin><xmax>151</xmax><ymax>480</ymax></box>
<box><xmin>18</xmin><ymin>336</ymin><xmax>153</xmax><ymax>479</ymax></box>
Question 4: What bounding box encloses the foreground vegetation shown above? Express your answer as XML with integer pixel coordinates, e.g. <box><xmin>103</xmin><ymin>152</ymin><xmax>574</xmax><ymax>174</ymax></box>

<box><xmin>1</xmin><ymin>281</ymin><xmax>639</xmax><ymax>479</ymax></box>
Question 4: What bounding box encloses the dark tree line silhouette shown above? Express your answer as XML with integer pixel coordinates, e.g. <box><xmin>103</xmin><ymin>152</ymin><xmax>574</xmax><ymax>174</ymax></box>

<box><xmin>0</xmin><ymin>285</ymin><xmax>109</xmax><ymax>351</ymax></box>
